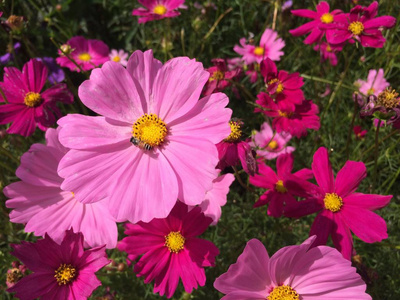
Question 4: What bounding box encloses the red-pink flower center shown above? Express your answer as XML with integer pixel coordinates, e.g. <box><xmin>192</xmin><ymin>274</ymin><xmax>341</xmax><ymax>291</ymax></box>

<box><xmin>209</xmin><ymin>70</ymin><xmax>225</xmax><ymax>81</ymax></box>
<box><xmin>377</xmin><ymin>87</ymin><xmax>400</xmax><ymax>109</ymax></box>
<box><xmin>267</xmin><ymin>285</ymin><xmax>299</xmax><ymax>300</ymax></box>
<box><xmin>348</xmin><ymin>21</ymin><xmax>364</xmax><ymax>35</ymax></box>
<box><xmin>320</xmin><ymin>13</ymin><xmax>334</xmax><ymax>24</ymax></box>
<box><xmin>165</xmin><ymin>231</ymin><xmax>185</xmax><ymax>253</ymax></box>
<box><xmin>323</xmin><ymin>193</ymin><xmax>343</xmax><ymax>212</ymax></box>
<box><xmin>54</xmin><ymin>264</ymin><xmax>76</xmax><ymax>285</ymax></box>
<box><xmin>268</xmin><ymin>78</ymin><xmax>284</xmax><ymax>93</ymax></box>
<box><xmin>153</xmin><ymin>4</ymin><xmax>167</xmax><ymax>15</ymax></box>
<box><xmin>24</xmin><ymin>92</ymin><xmax>43</xmax><ymax>107</ymax></box>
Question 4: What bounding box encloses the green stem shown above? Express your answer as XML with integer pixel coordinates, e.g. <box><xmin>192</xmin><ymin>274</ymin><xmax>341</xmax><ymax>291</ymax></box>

<box><xmin>362</xmin><ymin>129</ymin><xmax>399</xmax><ymax>159</ymax></box>
<box><xmin>0</xmin><ymin>144</ymin><xmax>20</xmax><ymax>164</ymax></box>
<box><xmin>300</xmin><ymin>74</ymin><xmax>355</xmax><ymax>91</ymax></box>
<box><xmin>232</xmin><ymin>166</ymin><xmax>253</xmax><ymax>192</ymax></box>
<box><xmin>384</xmin><ymin>167</ymin><xmax>400</xmax><ymax>194</ymax></box>
<box><xmin>344</xmin><ymin>100</ymin><xmax>358</xmax><ymax>160</ymax></box>
<box><xmin>372</xmin><ymin>120</ymin><xmax>382</xmax><ymax>192</ymax></box>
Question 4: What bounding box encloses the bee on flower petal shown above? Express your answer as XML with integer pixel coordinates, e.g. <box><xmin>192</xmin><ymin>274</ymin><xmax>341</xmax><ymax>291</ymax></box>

<box><xmin>130</xmin><ymin>137</ymin><xmax>153</xmax><ymax>151</ymax></box>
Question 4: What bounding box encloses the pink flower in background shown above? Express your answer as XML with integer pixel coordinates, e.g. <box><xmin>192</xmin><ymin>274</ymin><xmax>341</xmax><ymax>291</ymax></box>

<box><xmin>6</xmin><ymin>261</ymin><xmax>27</xmax><ymax>289</ymax></box>
<box><xmin>285</xmin><ymin>147</ymin><xmax>392</xmax><ymax>260</ymax></box>
<box><xmin>373</xmin><ymin>118</ymin><xmax>386</xmax><ymax>128</ymax></box>
<box><xmin>249</xmin><ymin>154</ymin><xmax>312</xmax><ymax>217</ymax></box>
<box><xmin>203</xmin><ymin>59</ymin><xmax>240</xmax><ymax>96</ymax></box>
<box><xmin>57</xmin><ymin>50</ymin><xmax>231</xmax><ymax>223</ymax></box>
<box><xmin>313</xmin><ymin>42</ymin><xmax>343</xmax><ymax>66</ymax></box>
<box><xmin>132</xmin><ymin>0</ymin><xmax>186</xmax><ymax>24</ymax></box>
<box><xmin>4</xmin><ymin>128</ymin><xmax>118</xmax><ymax>249</ymax></box>
<box><xmin>234</xmin><ymin>28</ymin><xmax>285</xmax><ymax>64</ymax></box>
<box><xmin>118</xmin><ymin>201</ymin><xmax>219</xmax><ymax>298</ymax></box>
<box><xmin>8</xmin><ymin>229</ymin><xmax>109</xmax><ymax>300</ymax></box>
<box><xmin>289</xmin><ymin>1</ymin><xmax>343</xmax><ymax>44</ymax></box>
<box><xmin>56</xmin><ymin>36</ymin><xmax>110</xmax><ymax>72</ymax></box>
<box><xmin>356</xmin><ymin>69</ymin><xmax>389</xmax><ymax>96</ymax></box>
<box><xmin>109</xmin><ymin>49</ymin><xmax>129</xmax><ymax>67</ymax></box>
<box><xmin>353</xmin><ymin>125</ymin><xmax>367</xmax><ymax>139</ymax></box>
<box><xmin>250</xmin><ymin>122</ymin><xmax>295</xmax><ymax>160</ymax></box>
<box><xmin>214</xmin><ymin>237</ymin><xmax>371</xmax><ymax>299</ymax></box>
<box><xmin>327</xmin><ymin>2</ymin><xmax>396</xmax><ymax>48</ymax></box>
<box><xmin>0</xmin><ymin>59</ymin><xmax>73</xmax><ymax>136</ymax></box>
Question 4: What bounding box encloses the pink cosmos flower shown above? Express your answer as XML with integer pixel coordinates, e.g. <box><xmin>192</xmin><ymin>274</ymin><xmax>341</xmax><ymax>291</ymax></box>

<box><xmin>313</xmin><ymin>42</ymin><xmax>343</xmax><ymax>66</ymax></box>
<box><xmin>260</xmin><ymin>58</ymin><xmax>304</xmax><ymax>105</ymax></box>
<box><xmin>326</xmin><ymin>2</ymin><xmax>396</xmax><ymax>48</ymax></box>
<box><xmin>6</xmin><ymin>261</ymin><xmax>27</xmax><ymax>289</ymax></box>
<box><xmin>216</xmin><ymin>119</ymin><xmax>257</xmax><ymax>176</ymax></box>
<box><xmin>250</xmin><ymin>154</ymin><xmax>312</xmax><ymax>217</ymax></box>
<box><xmin>56</xmin><ymin>36</ymin><xmax>110</xmax><ymax>72</ymax></box>
<box><xmin>234</xmin><ymin>29</ymin><xmax>285</xmax><ymax>64</ymax></box>
<box><xmin>203</xmin><ymin>59</ymin><xmax>239</xmax><ymax>96</ymax></box>
<box><xmin>289</xmin><ymin>1</ymin><xmax>343</xmax><ymax>44</ymax></box>
<box><xmin>0</xmin><ymin>59</ymin><xmax>73</xmax><ymax>137</ymax></box>
<box><xmin>356</xmin><ymin>69</ymin><xmax>389</xmax><ymax>96</ymax></box>
<box><xmin>353</xmin><ymin>125</ymin><xmax>367</xmax><ymax>139</ymax></box>
<box><xmin>250</xmin><ymin>122</ymin><xmax>295</xmax><ymax>160</ymax></box>
<box><xmin>109</xmin><ymin>49</ymin><xmax>129</xmax><ymax>67</ymax></box>
<box><xmin>132</xmin><ymin>0</ymin><xmax>186</xmax><ymax>24</ymax></box>
<box><xmin>57</xmin><ymin>50</ymin><xmax>231</xmax><ymax>223</ymax></box>
<box><xmin>214</xmin><ymin>236</ymin><xmax>371</xmax><ymax>299</ymax></box>
<box><xmin>285</xmin><ymin>147</ymin><xmax>392</xmax><ymax>260</ymax></box>
<box><xmin>256</xmin><ymin>93</ymin><xmax>320</xmax><ymax>138</ymax></box>
<box><xmin>8</xmin><ymin>229</ymin><xmax>109</xmax><ymax>300</ymax></box>
<box><xmin>118</xmin><ymin>201</ymin><xmax>219</xmax><ymax>298</ymax></box>
<box><xmin>4</xmin><ymin>128</ymin><xmax>118</xmax><ymax>249</ymax></box>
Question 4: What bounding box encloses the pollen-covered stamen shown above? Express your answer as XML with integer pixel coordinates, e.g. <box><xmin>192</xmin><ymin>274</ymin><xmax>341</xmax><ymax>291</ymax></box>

<box><xmin>165</xmin><ymin>231</ymin><xmax>185</xmax><ymax>253</ymax></box>
<box><xmin>54</xmin><ymin>264</ymin><xmax>76</xmax><ymax>285</ymax></box>
<box><xmin>377</xmin><ymin>88</ymin><xmax>400</xmax><ymax>109</ymax></box>
<box><xmin>78</xmin><ymin>52</ymin><xmax>91</xmax><ymax>61</ymax></box>
<box><xmin>225</xmin><ymin>121</ymin><xmax>242</xmax><ymax>143</ymax></box>
<box><xmin>132</xmin><ymin>113</ymin><xmax>167</xmax><ymax>148</ymax></box>
<box><xmin>153</xmin><ymin>4</ymin><xmax>167</xmax><ymax>15</ymax></box>
<box><xmin>278</xmin><ymin>110</ymin><xmax>293</xmax><ymax>118</ymax></box>
<box><xmin>254</xmin><ymin>46</ymin><xmax>265</xmax><ymax>56</ymax></box>
<box><xmin>268</xmin><ymin>78</ymin><xmax>284</xmax><ymax>93</ymax></box>
<box><xmin>268</xmin><ymin>140</ymin><xmax>278</xmax><ymax>150</ymax></box>
<box><xmin>275</xmin><ymin>180</ymin><xmax>287</xmax><ymax>193</ymax></box>
<box><xmin>267</xmin><ymin>285</ymin><xmax>300</xmax><ymax>300</ymax></box>
<box><xmin>324</xmin><ymin>193</ymin><xmax>343</xmax><ymax>212</ymax></box>
<box><xmin>320</xmin><ymin>13</ymin><xmax>334</xmax><ymax>24</ymax></box>
<box><xmin>209</xmin><ymin>70</ymin><xmax>224</xmax><ymax>81</ymax></box>
<box><xmin>348</xmin><ymin>21</ymin><xmax>364</xmax><ymax>35</ymax></box>
<box><xmin>326</xmin><ymin>44</ymin><xmax>332</xmax><ymax>52</ymax></box>
<box><xmin>112</xmin><ymin>56</ymin><xmax>121</xmax><ymax>62</ymax></box>
<box><xmin>6</xmin><ymin>268</ymin><xmax>23</xmax><ymax>285</ymax></box>
<box><xmin>24</xmin><ymin>92</ymin><xmax>43</xmax><ymax>107</ymax></box>
<box><xmin>367</xmin><ymin>88</ymin><xmax>375</xmax><ymax>96</ymax></box>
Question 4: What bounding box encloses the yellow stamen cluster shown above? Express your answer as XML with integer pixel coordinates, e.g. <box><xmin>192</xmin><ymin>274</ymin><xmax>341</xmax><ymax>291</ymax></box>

<box><xmin>165</xmin><ymin>231</ymin><xmax>185</xmax><ymax>253</ymax></box>
<box><xmin>320</xmin><ymin>13</ymin><xmax>334</xmax><ymax>24</ymax></box>
<box><xmin>367</xmin><ymin>88</ymin><xmax>375</xmax><ymax>96</ymax></box>
<box><xmin>153</xmin><ymin>4</ymin><xmax>167</xmax><ymax>15</ymax></box>
<box><xmin>78</xmin><ymin>52</ymin><xmax>91</xmax><ymax>62</ymax></box>
<box><xmin>254</xmin><ymin>46</ymin><xmax>265</xmax><ymax>56</ymax></box>
<box><xmin>268</xmin><ymin>78</ymin><xmax>284</xmax><ymax>93</ymax></box>
<box><xmin>225</xmin><ymin>121</ymin><xmax>242</xmax><ymax>143</ymax></box>
<box><xmin>324</xmin><ymin>193</ymin><xmax>343</xmax><ymax>212</ymax></box>
<box><xmin>54</xmin><ymin>264</ymin><xmax>76</xmax><ymax>285</ymax></box>
<box><xmin>6</xmin><ymin>268</ymin><xmax>23</xmax><ymax>285</ymax></box>
<box><xmin>209</xmin><ymin>70</ymin><xmax>224</xmax><ymax>81</ymax></box>
<box><xmin>326</xmin><ymin>44</ymin><xmax>332</xmax><ymax>52</ymax></box>
<box><xmin>112</xmin><ymin>56</ymin><xmax>121</xmax><ymax>63</ymax></box>
<box><xmin>132</xmin><ymin>114</ymin><xmax>168</xmax><ymax>148</ymax></box>
<box><xmin>348</xmin><ymin>21</ymin><xmax>364</xmax><ymax>35</ymax></box>
<box><xmin>267</xmin><ymin>285</ymin><xmax>300</xmax><ymax>300</ymax></box>
<box><xmin>24</xmin><ymin>92</ymin><xmax>43</xmax><ymax>107</ymax></box>
<box><xmin>268</xmin><ymin>140</ymin><xmax>278</xmax><ymax>150</ymax></box>
<box><xmin>275</xmin><ymin>180</ymin><xmax>287</xmax><ymax>193</ymax></box>
<box><xmin>278</xmin><ymin>110</ymin><xmax>293</xmax><ymax>118</ymax></box>
<box><xmin>377</xmin><ymin>88</ymin><xmax>400</xmax><ymax>109</ymax></box>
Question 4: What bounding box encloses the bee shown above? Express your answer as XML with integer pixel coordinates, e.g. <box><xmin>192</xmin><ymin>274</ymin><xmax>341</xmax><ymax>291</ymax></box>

<box><xmin>130</xmin><ymin>137</ymin><xmax>153</xmax><ymax>151</ymax></box>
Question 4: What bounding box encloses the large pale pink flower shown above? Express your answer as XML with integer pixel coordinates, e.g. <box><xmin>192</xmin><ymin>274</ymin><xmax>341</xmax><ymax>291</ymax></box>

<box><xmin>57</xmin><ymin>50</ymin><xmax>231</xmax><ymax>223</ymax></box>
<box><xmin>0</xmin><ymin>59</ymin><xmax>73</xmax><ymax>136</ymax></box>
<box><xmin>285</xmin><ymin>147</ymin><xmax>392</xmax><ymax>260</ymax></box>
<box><xmin>8</xmin><ymin>229</ymin><xmax>109</xmax><ymax>300</ymax></box>
<box><xmin>356</xmin><ymin>69</ymin><xmax>389</xmax><ymax>96</ymax></box>
<box><xmin>214</xmin><ymin>236</ymin><xmax>371</xmax><ymax>299</ymax></box>
<box><xmin>118</xmin><ymin>201</ymin><xmax>219</xmax><ymax>298</ymax></box>
<box><xmin>4</xmin><ymin>128</ymin><xmax>118</xmax><ymax>249</ymax></box>
<box><xmin>132</xmin><ymin>0</ymin><xmax>186</xmax><ymax>24</ymax></box>
<box><xmin>233</xmin><ymin>29</ymin><xmax>285</xmax><ymax>64</ymax></box>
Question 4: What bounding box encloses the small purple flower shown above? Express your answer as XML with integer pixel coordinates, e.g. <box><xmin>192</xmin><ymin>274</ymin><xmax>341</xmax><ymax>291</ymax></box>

<box><xmin>0</xmin><ymin>42</ymin><xmax>21</xmax><ymax>65</ymax></box>
<box><xmin>37</xmin><ymin>57</ymin><xmax>65</xmax><ymax>84</ymax></box>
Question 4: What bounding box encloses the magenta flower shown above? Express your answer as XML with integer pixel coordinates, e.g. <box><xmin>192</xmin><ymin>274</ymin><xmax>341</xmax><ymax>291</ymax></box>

<box><xmin>353</xmin><ymin>125</ymin><xmax>367</xmax><ymax>139</ymax></box>
<box><xmin>260</xmin><ymin>58</ymin><xmax>304</xmax><ymax>105</ymax></box>
<box><xmin>326</xmin><ymin>2</ymin><xmax>396</xmax><ymax>48</ymax></box>
<box><xmin>250</xmin><ymin>154</ymin><xmax>312</xmax><ymax>217</ymax></box>
<box><xmin>0</xmin><ymin>59</ymin><xmax>73</xmax><ymax>137</ymax></box>
<box><xmin>214</xmin><ymin>236</ymin><xmax>371</xmax><ymax>299</ymax></box>
<box><xmin>57</xmin><ymin>50</ymin><xmax>231</xmax><ymax>223</ymax></box>
<box><xmin>109</xmin><ymin>49</ymin><xmax>129</xmax><ymax>67</ymax></box>
<box><xmin>118</xmin><ymin>201</ymin><xmax>219</xmax><ymax>298</ymax></box>
<box><xmin>132</xmin><ymin>0</ymin><xmax>186</xmax><ymax>24</ymax></box>
<box><xmin>256</xmin><ymin>93</ymin><xmax>320</xmax><ymax>138</ymax></box>
<box><xmin>313</xmin><ymin>42</ymin><xmax>343</xmax><ymax>66</ymax></box>
<box><xmin>289</xmin><ymin>1</ymin><xmax>343</xmax><ymax>44</ymax></box>
<box><xmin>234</xmin><ymin>28</ymin><xmax>285</xmax><ymax>64</ymax></box>
<box><xmin>203</xmin><ymin>58</ymin><xmax>239</xmax><ymax>96</ymax></box>
<box><xmin>250</xmin><ymin>122</ymin><xmax>295</xmax><ymax>160</ymax></box>
<box><xmin>4</xmin><ymin>128</ymin><xmax>118</xmax><ymax>249</ymax></box>
<box><xmin>56</xmin><ymin>36</ymin><xmax>110</xmax><ymax>72</ymax></box>
<box><xmin>7</xmin><ymin>229</ymin><xmax>109</xmax><ymax>299</ymax></box>
<box><xmin>285</xmin><ymin>147</ymin><xmax>392</xmax><ymax>260</ymax></box>
<box><xmin>356</xmin><ymin>69</ymin><xmax>389</xmax><ymax>96</ymax></box>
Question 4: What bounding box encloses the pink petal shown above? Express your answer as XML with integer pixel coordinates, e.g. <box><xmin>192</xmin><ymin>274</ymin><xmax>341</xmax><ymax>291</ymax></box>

<box><xmin>344</xmin><ymin>193</ymin><xmax>392</xmax><ymax>211</ymax></box>
<box><xmin>290</xmin><ymin>9</ymin><xmax>318</xmax><ymax>19</ymax></box>
<box><xmin>309</xmin><ymin>210</ymin><xmax>333</xmax><ymax>246</ymax></box>
<box><xmin>331</xmin><ymin>213</ymin><xmax>353</xmax><ymax>260</ymax></box>
<box><xmin>23</xmin><ymin>59</ymin><xmax>48</xmax><ymax>93</ymax></box>
<box><xmin>312</xmin><ymin>147</ymin><xmax>334</xmax><ymax>193</ymax></box>
<box><xmin>289</xmin><ymin>21</ymin><xmax>318</xmax><ymax>36</ymax></box>
<box><xmin>276</xmin><ymin>153</ymin><xmax>294</xmax><ymax>177</ymax></box>
<box><xmin>335</xmin><ymin>161</ymin><xmax>366</xmax><ymax>198</ymax></box>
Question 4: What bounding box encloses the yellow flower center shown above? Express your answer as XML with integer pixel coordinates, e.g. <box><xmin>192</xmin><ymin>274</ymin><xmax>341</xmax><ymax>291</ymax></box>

<box><xmin>268</xmin><ymin>78</ymin><xmax>284</xmax><ymax>93</ymax></box>
<box><xmin>209</xmin><ymin>70</ymin><xmax>224</xmax><ymax>81</ymax></box>
<box><xmin>275</xmin><ymin>180</ymin><xmax>287</xmax><ymax>193</ymax></box>
<box><xmin>6</xmin><ymin>268</ymin><xmax>23</xmax><ymax>284</ymax></box>
<box><xmin>278</xmin><ymin>110</ymin><xmax>292</xmax><ymax>118</ymax></box>
<box><xmin>225</xmin><ymin>121</ymin><xmax>242</xmax><ymax>143</ymax></box>
<box><xmin>268</xmin><ymin>140</ymin><xmax>278</xmax><ymax>150</ymax></box>
<box><xmin>54</xmin><ymin>264</ymin><xmax>76</xmax><ymax>285</ymax></box>
<box><xmin>78</xmin><ymin>52</ymin><xmax>91</xmax><ymax>62</ymax></box>
<box><xmin>324</xmin><ymin>193</ymin><xmax>343</xmax><ymax>212</ymax></box>
<box><xmin>326</xmin><ymin>44</ymin><xmax>332</xmax><ymax>52</ymax></box>
<box><xmin>132</xmin><ymin>113</ymin><xmax>168</xmax><ymax>148</ymax></box>
<box><xmin>267</xmin><ymin>285</ymin><xmax>300</xmax><ymax>300</ymax></box>
<box><xmin>254</xmin><ymin>46</ymin><xmax>265</xmax><ymax>56</ymax></box>
<box><xmin>165</xmin><ymin>231</ymin><xmax>185</xmax><ymax>253</ymax></box>
<box><xmin>112</xmin><ymin>55</ymin><xmax>121</xmax><ymax>63</ymax></box>
<box><xmin>348</xmin><ymin>21</ymin><xmax>364</xmax><ymax>35</ymax></box>
<box><xmin>153</xmin><ymin>4</ymin><xmax>167</xmax><ymax>15</ymax></box>
<box><xmin>377</xmin><ymin>88</ymin><xmax>400</xmax><ymax>109</ymax></box>
<box><xmin>320</xmin><ymin>13</ymin><xmax>334</xmax><ymax>24</ymax></box>
<box><xmin>24</xmin><ymin>92</ymin><xmax>43</xmax><ymax>107</ymax></box>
